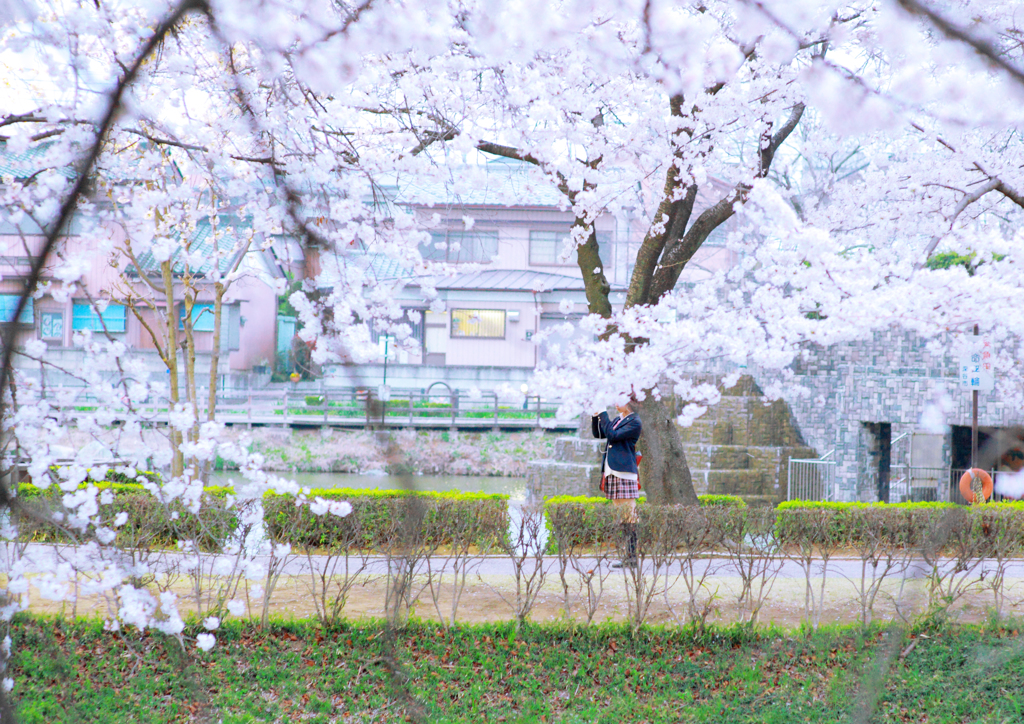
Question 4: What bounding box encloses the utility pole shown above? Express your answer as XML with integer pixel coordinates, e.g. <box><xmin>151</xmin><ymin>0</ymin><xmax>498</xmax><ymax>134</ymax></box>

<box><xmin>381</xmin><ymin>337</ymin><xmax>389</xmax><ymax>427</ymax></box>
<box><xmin>972</xmin><ymin>323</ymin><xmax>979</xmax><ymax>470</ymax></box>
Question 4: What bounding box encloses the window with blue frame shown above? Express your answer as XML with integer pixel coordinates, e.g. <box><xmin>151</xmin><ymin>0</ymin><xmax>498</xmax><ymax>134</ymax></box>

<box><xmin>0</xmin><ymin>294</ymin><xmax>34</xmax><ymax>325</ymax></box>
<box><xmin>179</xmin><ymin>303</ymin><xmax>216</xmax><ymax>332</ymax></box>
<box><xmin>72</xmin><ymin>302</ymin><xmax>126</xmax><ymax>332</ymax></box>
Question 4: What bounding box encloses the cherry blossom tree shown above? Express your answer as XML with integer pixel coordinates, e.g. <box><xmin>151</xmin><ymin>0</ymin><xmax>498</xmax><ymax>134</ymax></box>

<box><xmin>5</xmin><ymin>0</ymin><xmax>1024</xmax><ymax>719</ymax></box>
<box><xmin>343</xmin><ymin>3</ymin><xmax>871</xmax><ymax>502</ymax></box>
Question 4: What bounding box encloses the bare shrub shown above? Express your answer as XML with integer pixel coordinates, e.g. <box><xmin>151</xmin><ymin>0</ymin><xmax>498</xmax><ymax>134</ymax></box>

<box><xmin>917</xmin><ymin>506</ymin><xmax>990</xmax><ymax>620</ymax></box>
<box><xmin>621</xmin><ymin>504</ymin><xmax>682</xmax><ymax>629</ymax></box>
<box><xmin>717</xmin><ymin>506</ymin><xmax>784</xmax><ymax>624</ymax></box>
<box><xmin>179</xmin><ymin>496</ymin><xmax>262</xmax><ymax>620</ymax></box>
<box><xmin>974</xmin><ymin>506</ymin><xmax>1024</xmax><ymax>617</ymax></box>
<box><xmin>547</xmin><ymin>500</ymin><xmax>615</xmax><ymax>624</ymax></box>
<box><xmin>846</xmin><ymin>506</ymin><xmax>915</xmax><ymax>627</ymax></box>
<box><xmin>264</xmin><ymin>490</ymin><xmax>373</xmax><ymax>624</ymax></box>
<box><xmin>378</xmin><ymin>496</ymin><xmax>431</xmax><ymax>628</ymax></box>
<box><xmin>423</xmin><ymin>496</ymin><xmax>507</xmax><ymax>628</ymax></box>
<box><xmin>492</xmin><ymin>500</ymin><xmax>547</xmax><ymax>629</ymax></box>
<box><xmin>669</xmin><ymin>506</ymin><xmax>722</xmax><ymax>629</ymax></box>
<box><xmin>778</xmin><ymin>505</ymin><xmax>847</xmax><ymax>629</ymax></box>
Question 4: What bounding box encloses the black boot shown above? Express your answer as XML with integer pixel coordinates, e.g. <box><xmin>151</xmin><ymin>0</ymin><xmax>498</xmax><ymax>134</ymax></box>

<box><xmin>613</xmin><ymin>523</ymin><xmax>638</xmax><ymax>568</ymax></box>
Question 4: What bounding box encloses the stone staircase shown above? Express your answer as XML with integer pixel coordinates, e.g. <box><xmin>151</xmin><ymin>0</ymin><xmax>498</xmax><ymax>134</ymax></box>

<box><xmin>526</xmin><ymin>376</ymin><xmax>817</xmax><ymax>506</ymax></box>
<box><xmin>525</xmin><ymin>436</ymin><xmax>604</xmax><ymax>501</ymax></box>
<box><xmin>678</xmin><ymin>388</ymin><xmax>816</xmax><ymax>506</ymax></box>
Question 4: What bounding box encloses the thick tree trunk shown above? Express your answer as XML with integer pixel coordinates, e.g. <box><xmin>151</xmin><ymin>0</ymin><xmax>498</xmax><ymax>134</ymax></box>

<box><xmin>636</xmin><ymin>396</ymin><xmax>699</xmax><ymax>505</ymax></box>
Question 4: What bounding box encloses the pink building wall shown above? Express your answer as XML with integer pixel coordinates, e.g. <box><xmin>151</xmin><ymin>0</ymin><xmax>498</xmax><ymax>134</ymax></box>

<box><xmin>0</xmin><ymin>224</ymin><xmax>278</xmax><ymax>372</ymax></box>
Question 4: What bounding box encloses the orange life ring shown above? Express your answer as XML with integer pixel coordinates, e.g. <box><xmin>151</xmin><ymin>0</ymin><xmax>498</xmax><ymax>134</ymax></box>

<box><xmin>958</xmin><ymin>468</ymin><xmax>993</xmax><ymax>503</ymax></box>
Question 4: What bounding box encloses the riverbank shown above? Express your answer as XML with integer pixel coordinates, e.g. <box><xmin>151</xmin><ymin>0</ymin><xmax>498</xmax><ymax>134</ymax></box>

<box><xmin>63</xmin><ymin>427</ymin><xmax>560</xmax><ymax>477</ymax></box>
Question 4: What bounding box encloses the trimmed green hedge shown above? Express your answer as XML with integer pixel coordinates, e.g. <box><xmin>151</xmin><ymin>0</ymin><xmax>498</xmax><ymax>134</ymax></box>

<box><xmin>544</xmin><ymin>497</ymin><xmax>1024</xmax><ymax>553</ymax></box>
<box><xmin>543</xmin><ymin>494</ymin><xmax>746</xmax><ymax>550</ymax></box>
<box><xmin>776</xmin><ymin>500</ymin><xmax>1024</xmax><ymax>549</ymax></box>
<box><xmin>17</xmin><ymin>482</ymin><xmax>509</xmax><ymax>554</ymax></box>
<box><xmin>264</xmin><ymin>488</ymin><xmax>509</xmax><ymax>550</ymax></box>
<box><xmin>544</xmin><ymin>494</ymin><xmax>746</xmax><ymax>508</ymax></box>
<box><xmin>16</xmin><ymin>481</ymin><xmax>236</xmax><ymax>552</ymax></box>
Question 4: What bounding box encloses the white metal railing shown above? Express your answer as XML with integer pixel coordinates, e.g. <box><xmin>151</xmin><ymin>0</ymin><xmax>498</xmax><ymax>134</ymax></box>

<box><xmin>788</xmin><ymin>451</ymin><xmax>837</xmax><ymax>501</ymax></box>
<box><xmin>889</xmin><ymin>465</ymin><xmax>947</xmax><ymax>503</ymax></box>
<box><xmin>21</xmin><ymin>387</ymin><xmax>573</xmax><ymax>430</ymax></box>
<box><xmin>949</xmin><ymin>467</ymin><xmax>1005</xmax><ymax>505</ymax></box>
<box><xmin>891</xmin><ymin>466</ymin><xmax>1011</xmax><ymax>505</ymax></box>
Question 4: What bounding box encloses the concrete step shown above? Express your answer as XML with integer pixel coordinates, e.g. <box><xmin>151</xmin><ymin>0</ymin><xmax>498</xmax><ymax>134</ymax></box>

<box><xmin>525</xmin><ymin>460</ymin><xmax>601</xmax><ymax>500</ymax></box>
<box><xmin>678</xmin><ymin>420</ymin><xmax>716</xmax><ymax>444</ymax></box>
<box><xmin>673</xmin><ymin>395</ymin><xmax>808</xmax><ymax>448</ymax></box>
<box><xmin>738</xmin><ymin>494</ymin><xmax>781</xmax><ymax>508</ymax></box>
<box><xmin>682</xmin><ymin>444</ymin><xmax>816</xmax><ymax>470</ymax></box>
<box><xmin>554</xmin><ymin>437</ymin><xmax>605</xmax><ymax>464</ymax></box>
<box><xmin>710</xmin><ymin>446</ymin><xmax>752</xmax><ymax>469</ymax></box>
<box><xmin>706</xmin><ymin>470</ymin><xmax>769</xmax><ymax>497</ymax></box>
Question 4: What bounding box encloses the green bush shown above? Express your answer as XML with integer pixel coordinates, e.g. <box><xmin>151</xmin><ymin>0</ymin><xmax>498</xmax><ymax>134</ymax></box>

<box><xmin>264</xmin><ymin>488</ymin><xmax>509</xmax><ymax>551</ymax></box>
<box><xmin>776</xmin><ymin>500</ymin><xmax>1024</xmax><ymax>549</ymax></box>
<box><xmin>544</xmin><ymin>497</ymin><xmax>1024</xmax><ymax>554</ymax></box>
<box><xmin>16</xmin><ymin>481</ymin><xmax>236</xmax><ymax>552</ymax></box>
<box><xmin>543</xmin><ymin>494</ymin><xmax>746</xmax><ymax>550</ymax></box>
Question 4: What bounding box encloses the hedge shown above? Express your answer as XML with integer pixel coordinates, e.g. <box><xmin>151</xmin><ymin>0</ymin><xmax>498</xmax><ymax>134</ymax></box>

<box><xmin>15</xmin><ymin>479</ymin><xmax>1024</xmax><ymax>559</ymax></box>
<box><xmin>776</xmin><ymin>500</ymin><xmax>1024</xmax><ymax>549</ymax></box>
<box><xmin>543</xmin><ymin>494</ymin><xmax>746</xmax><ymax>550</ymax></box>
<box><xmin>264</xmin><ymin>488</ymin><xmax>510</xmax><ymax>551</ymax></box>
<box><xmin>16</xmin><ymin>481</ymin><xmax>510</xmax><ymax>554</ymax></box>
<box><xmin>15</xmin><ymin>481</ymin><xmax>237</xmax><ymax>552</ymax></box>
<box><xmin>544</xmin><ymin>496</ymin><xmax>1024</xmax><ymax>553</ymax></box>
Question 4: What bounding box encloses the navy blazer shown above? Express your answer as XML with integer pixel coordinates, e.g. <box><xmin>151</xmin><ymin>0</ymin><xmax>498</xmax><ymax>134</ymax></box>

<box><xmin>592</xmin><ymin>411</ymin><xmax>642</xmax><ymax>475</ymax></box>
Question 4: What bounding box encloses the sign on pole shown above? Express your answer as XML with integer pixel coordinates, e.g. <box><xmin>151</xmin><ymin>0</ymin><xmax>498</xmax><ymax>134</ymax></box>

<box><xmin>959</xmin><ymin>337</ymin><xmax>994</xmax><ymax>391</ymax></box>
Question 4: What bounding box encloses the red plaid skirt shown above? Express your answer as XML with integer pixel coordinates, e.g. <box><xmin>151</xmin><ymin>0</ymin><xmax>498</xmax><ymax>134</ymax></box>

<box><xmin>603</xmin><ymin>474</ymin><xmax>640</xmax><ymax>500</ymax></box>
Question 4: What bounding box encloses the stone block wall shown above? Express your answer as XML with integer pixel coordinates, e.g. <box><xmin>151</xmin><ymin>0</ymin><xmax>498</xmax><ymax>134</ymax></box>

<box><xmin>526</xmin><ymin>438</ymin><xmax>603</xmax><ymax>500</ymax></box>
<box><xmin>755</xmin><ymin>329</ymin><xmax>1024</xmax><ymax>502</ymax></box>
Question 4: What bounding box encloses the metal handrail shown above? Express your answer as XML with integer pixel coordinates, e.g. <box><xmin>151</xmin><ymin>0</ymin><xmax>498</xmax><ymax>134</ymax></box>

<box><xmin>30</xmin><ymin>386</ymin><xmax>573</xmax><ymax>430</ymax></box>
<box><xmin>788</xmin><ymin>453</ymin><xmax>838</xmax><ymax>502</ymax></box>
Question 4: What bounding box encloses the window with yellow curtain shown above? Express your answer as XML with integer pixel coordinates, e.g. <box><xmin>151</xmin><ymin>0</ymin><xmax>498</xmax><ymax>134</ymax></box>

<box><xmin>450</xmin><ymin>309</ymin><xmax>505</xmax><ymax>338</ymax></box>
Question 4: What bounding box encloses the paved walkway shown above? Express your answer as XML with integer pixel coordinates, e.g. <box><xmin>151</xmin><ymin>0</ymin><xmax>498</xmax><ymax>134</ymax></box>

<box><xmin>11</xmin><ymin>543</ymin><xmax>1024</xmax><ymax>580</ymax></box>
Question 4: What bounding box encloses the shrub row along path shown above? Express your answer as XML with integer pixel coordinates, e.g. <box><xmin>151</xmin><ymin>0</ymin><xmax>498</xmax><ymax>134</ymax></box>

<box><xmin>13</xmin><ymin>542</ymin><xmax>1024</xmax><ymax>628</ymax></box>
<box><xmin>16</xmin><ymin>542</ymin><xmax>1024</xmax><ymax>579</ymax></box>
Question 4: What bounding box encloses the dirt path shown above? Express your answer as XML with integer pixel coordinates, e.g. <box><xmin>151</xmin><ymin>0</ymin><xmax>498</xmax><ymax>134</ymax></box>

<box><xmin>14</xmin><ymin>547</ymin><xmax>1022</xmax><ymax>628</ymax></box>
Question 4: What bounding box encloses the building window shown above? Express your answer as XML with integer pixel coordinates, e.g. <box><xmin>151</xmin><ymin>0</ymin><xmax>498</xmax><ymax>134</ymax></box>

<box><xmin>530</xmin><ymin>229</ymin><xmax>612</xmax><ymax>265</ymax></box>
<box><xmin>451</xmin><ymin>309</ymin><xmax>505</xmax><ymax>338</ymax></box>
<box><xmin>529</xmin><ymin>231</ymin><xmax>572</xmax><ymax>265</ymax></box>
<box><xmin>370</xmin><ymin>309</ymin><xmax>424</xmax><ymax>345</ymax></box>
<box><xmin>72</xmin><ymin>302</ymin><xmax>126</xmax><ymax>332</ymax></box>
<box><xmin>39</xmin><ymin>311</ymin><xmax>64</xmax><ymax>340</ymax></box>
<box><xmin>420</xmin><ymin>230</ymin><xmax>498</xmax><ymax>263</ymax></box>
<box><xmin>0</xmin><ymin>294</ymin><xmax>33</xmax><ymax>325</ymax></box>
<box><xmin>179</xmin><ymin>303</ymin><xmax>216</xmax><ymax>331</ymax></box>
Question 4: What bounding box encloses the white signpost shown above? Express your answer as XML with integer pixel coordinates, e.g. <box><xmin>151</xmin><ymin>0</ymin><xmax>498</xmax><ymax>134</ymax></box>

<box><xmin>960</xmin><ymin>331</ymin><xmax>994</xmax><ymax>476</ymax></box>
<box><xmin>959</xmin><ymin>337</ymin><xmax>994</xmax><ymax>391</ymax></box>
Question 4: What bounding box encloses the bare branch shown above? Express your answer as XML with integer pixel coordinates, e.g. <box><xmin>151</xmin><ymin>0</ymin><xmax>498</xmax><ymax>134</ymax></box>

<box><xmin>0</xmin><ymin>112</ymin><xmax>47</xmax><ymax>128</ymax></box>
<box><xmin>475</xmin><ymin>141</ymin><xmax>544</xmax><ymax>167</ymax></box>
<box><xmin>123</xmin><ymin>128</ymin><xmax>274</xmax><ymax>164</ymax></box>
<box><xmin>646</xmin><ymin>102</ymin><xmax>805</xmax><ymax>303</ymax></box>
<box><xmin>919</xmin><ymin>178</ymin><xmax>999</xmax><ymax>263</ymax></box>
<box><xmin>897</xmin><ymin>0</ymin><xmax>1024</xmax><ymax>88</ymax></box>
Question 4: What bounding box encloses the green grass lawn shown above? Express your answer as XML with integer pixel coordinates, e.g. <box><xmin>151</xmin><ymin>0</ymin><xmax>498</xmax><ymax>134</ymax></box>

<box><xmin>10</xmin><ymin>616</ymin><xmax>1024</xmax><ymax>723</ymax></box>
